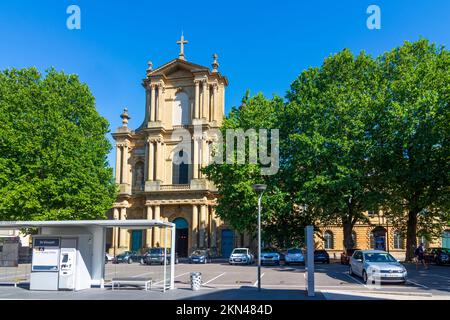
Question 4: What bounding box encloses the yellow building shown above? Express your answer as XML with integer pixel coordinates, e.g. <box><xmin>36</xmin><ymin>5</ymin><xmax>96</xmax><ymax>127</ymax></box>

<box><xmin>108</xmin><ymin>36</ymin><xmax>251</xmax><ymax>257</ymax></box>
<box><xmin>315</xmin><ymin>212</ymin><xmax>450</xmax><ymax>260</ymax></box>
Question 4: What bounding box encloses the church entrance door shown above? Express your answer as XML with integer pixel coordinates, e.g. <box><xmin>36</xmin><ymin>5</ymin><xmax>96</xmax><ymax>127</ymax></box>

<box><xmin>173</xmin><ymin>218</ymin><xmax>189</xmax><ymax>257</ymax></box>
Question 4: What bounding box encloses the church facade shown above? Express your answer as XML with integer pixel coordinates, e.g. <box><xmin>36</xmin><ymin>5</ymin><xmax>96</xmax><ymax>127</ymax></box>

<box><xmin>108</xmin><ymin>37</ymin><xmax>249</xmax><ymax>257</ymax></box>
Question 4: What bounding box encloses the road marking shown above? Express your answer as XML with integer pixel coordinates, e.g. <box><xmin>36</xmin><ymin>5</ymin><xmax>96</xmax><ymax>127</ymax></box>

<box><xmin>153</xmin><ymin>272</ymin><xmax>190</xmax><ymax>285</ymax></box>
<box><xmin>406</xmin><ymin>279</ymin><xmax>429</xmax><ymax>289</ymax></box>
<box><xmin>203</xmin><ymin>272</ymin><xmax>226</xmax><ymax>285</ymax></box>
<box><xmin>343</xmin><ymin>272</ymin><xmax>366</xmax><ymax>287</ymax></box>
<box><xmin>253</xmin><ymin>273</ymin><xmax>265</xmax><ymax>287</ymax></box>
<box><xmin>131</xmin><ymin>272</ymin><xmax>153</xmax><ymax>278</ymax></box>
<box><xmin>429</xmin><ymin>274</ymin><xmax>450</xmax><ymax>281</ymax></box>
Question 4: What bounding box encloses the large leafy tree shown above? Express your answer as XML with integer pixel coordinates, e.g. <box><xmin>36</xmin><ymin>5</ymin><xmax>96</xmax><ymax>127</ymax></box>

<box><xmin>372</xmin><ymin>39</ymin><xmax>450</xmax><ymax>260</ymax></box>
<box><xmin>0</xmin><ymin>68</ymin><xmax>117</xmax><ymax>221</ymax></box>
<box><xmin>203</xmin><ymin>93</ymin><xmax>299</xmax><ymax>246</ymax></box>
<box><xmin>279</xmin><ymin>49</ymin><xmax>384</xmax><ymax>250</ymax></box>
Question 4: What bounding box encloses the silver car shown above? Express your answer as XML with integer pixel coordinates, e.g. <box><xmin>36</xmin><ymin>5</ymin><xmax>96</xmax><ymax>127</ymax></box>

<box><xmin>284</xmin><ymin>248</ymin><xmax>305</xmax><ymax>265</ymax></box>
<box><xmin>349</xmin><ymin>250</ymin><xmax>407</xmax><ymax>284</ymax></box>
<box><xmin>229</xmin><ymin>248</ymin><xmax>254</xmax><ymax>265</ymax></box>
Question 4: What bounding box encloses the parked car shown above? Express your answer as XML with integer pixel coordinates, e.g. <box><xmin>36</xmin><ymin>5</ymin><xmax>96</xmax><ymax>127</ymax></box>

<box><xmin>314</xmin><ymin>250</ymin><xmax>330</xmax><ymax>264</ymax></box>
<box><xmin>349</xmin><ymin>250</ymin><xmax>407</xmax><ymax>284</ymax></box>
<box><xmin>424</xmin><ymin>248</ymin><xmax>450</xmax><ymax>265</ymax></box>
<box><xmin>260</xmin><ymin>247</ymin><xmax>280</xmax><ymax>265</ymax></box>
<box><xmin>189</xmin><ymin>249</ymin><xmax>212</xmax><ymax>264</ymax></box>
<box><xmin>229</xmin><ymin>248</ymin><xmax>255</xmax><ymax>265</ymax></box>
<box><xmin>284</xmin><ymin>248</ymin><xmax>305</xmax><ymax>265</ymax></box>
<box><xmin>142</xmin><ymin>247</ymin><xmax>179</xmax><ymax>265</ymax></box>
<box><xmin>341</xmin><ymin>248</ymin><xmax>360</xmax><ymax>265</ymax></box>
<box><xmin>112</xmin><ymin>251</ymin><xmax>140</xmax><ymax>264</ymax></box>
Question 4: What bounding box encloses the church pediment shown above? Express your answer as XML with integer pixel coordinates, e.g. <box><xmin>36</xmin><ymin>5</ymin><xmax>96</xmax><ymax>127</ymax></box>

<box><xmin>148</xmin><ymin>59</ymin><xmax>209</xmax><ymax>79</ymax></box>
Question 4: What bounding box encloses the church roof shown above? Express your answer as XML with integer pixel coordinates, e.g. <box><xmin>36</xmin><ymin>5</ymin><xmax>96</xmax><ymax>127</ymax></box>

<box><xmin>146</xmin><ymin>58</ymin><xmax>228</xmax><ymax>85</ymax></box>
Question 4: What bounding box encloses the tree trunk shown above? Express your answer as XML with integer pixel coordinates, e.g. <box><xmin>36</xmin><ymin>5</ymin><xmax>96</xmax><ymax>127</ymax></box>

<box><xmin>405</xmin><ymin>209</ymin><xmax>419</xmax><ymax>262</ymax></box>
<box><xmin>343</xmin><ymin>221</ymin><xmax>355</xmax><ymax>250</ymax></box>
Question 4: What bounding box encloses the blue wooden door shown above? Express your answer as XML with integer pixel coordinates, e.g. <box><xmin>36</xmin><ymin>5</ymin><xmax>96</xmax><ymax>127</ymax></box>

<box><xmin>221</xmin><ymin>229</ymin><xmax>234</xmax><ymax>258</ymax></box>
<box><xmin>131</xmin><ymin>230</ymin><xmax>142</xmax><ymax>252</ymax></box>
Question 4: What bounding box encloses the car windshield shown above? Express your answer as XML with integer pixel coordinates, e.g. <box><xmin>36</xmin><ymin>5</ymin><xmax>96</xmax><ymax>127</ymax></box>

<box><xmin>262</xmin><ymin>248</ymin><xmax>277</xmax><ymax>253</ymax></box>
<box><xmin>233</xmin><ymin>249</ymin><xmax>247</xmax><ymax>254</ymax></box>
<box><xmin>148</xmin><ymin>248</ymin><xmax>164</xmax><ymax>254</ymax></box>
<box><xmin>192</xmin><ymin>250</ymin><xmax>206</xmax><ymax>255</ymax></box>
<box><xmin>364</xmin><ymin>252</ymin><xmax>397</xmax><ymax>262</ymax></box>
<box><xmin>287</xmin><ymin>249</ymin><xmax>302</xmax><ymax>254</ymax></box>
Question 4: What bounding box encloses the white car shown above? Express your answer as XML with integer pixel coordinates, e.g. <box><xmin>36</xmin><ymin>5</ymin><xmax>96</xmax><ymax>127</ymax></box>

<box><xmin>229</xmin><ymin>248</ymin><xmax>254</xmax><ymax>265</ymax></box>
<box><xmin>284</xmin><ymin>248</ymin><xmax>305</xmax><ymax>265</ymax></box>
<box><xmin>349</xmin><ymin>250</ymin><xmax>407</xmax><ymax>284</ymax></box>
<box><xmin>105</xmin><ymin>253</ymin><xmax>114</xmax><ymax>264</ymax></box>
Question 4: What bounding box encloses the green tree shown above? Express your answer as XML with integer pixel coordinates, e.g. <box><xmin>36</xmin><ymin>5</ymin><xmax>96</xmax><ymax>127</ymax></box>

<box><xmin>0</xmin><ymin>67</ymin><xmax>117</xmax><ymax>221</ymax></box>
<box><xmin>372</xmin><ymin>39</ymin><xmax>450</xmax><ymax>260</ymax></box>
<box><xmin>279</xmin><ymin>49</ymin><xmax>384</xmax><ymax>250</ymax></box>
<box><xmin>203</xmin><ymin>93</ymin><xmax>297</xmax><ymax>246</ymax></box>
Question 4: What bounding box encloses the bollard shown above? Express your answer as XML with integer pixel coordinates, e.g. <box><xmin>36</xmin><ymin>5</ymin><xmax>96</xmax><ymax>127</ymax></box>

<box><xmin>190</xmin><ymin>272</ymin><xmax>202</xmax><ymax>291</ymax></box>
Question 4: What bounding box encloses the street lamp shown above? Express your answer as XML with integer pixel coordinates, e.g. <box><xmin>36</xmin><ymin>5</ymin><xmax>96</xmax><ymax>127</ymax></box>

<box><xmin>252</xmin><ymin>184</ymin><xmax>267</xmax><ymax>291</ymax></box>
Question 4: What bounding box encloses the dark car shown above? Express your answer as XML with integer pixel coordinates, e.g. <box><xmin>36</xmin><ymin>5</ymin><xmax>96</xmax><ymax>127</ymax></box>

<box><xmin>143</xmin><ymin>247</ymin><xmax>179</xmax><ymax>265</ymax></box>
<box><xmin>189</xmin><ymin>249</ymin><xmax>212</xmax><ymax>264</ymax></box>
<box><xmin>424</xmin><ymin>248</ymin><xmax>450</xmax><ymax>265</ymax></box>
<box><xmin>341</xmin><ymin>248</ymin><xmax>360</xmax><ymax>265</ymax></box>
<box><xmin>314</xmin><ymin>250</ymin><xmax>330</xmax><ymax>264</ymax></box>
<box><xmin>112</xmin><ymin>251</ymin><xmax>140</xmax><ymax>264</ymax></box>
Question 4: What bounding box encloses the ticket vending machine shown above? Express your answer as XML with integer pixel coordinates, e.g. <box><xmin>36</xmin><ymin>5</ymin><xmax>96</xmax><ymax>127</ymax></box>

<box><xmin>58</xmin><ymin>241</ymin><xmax>77</xmax><ymax>290</ymax></box>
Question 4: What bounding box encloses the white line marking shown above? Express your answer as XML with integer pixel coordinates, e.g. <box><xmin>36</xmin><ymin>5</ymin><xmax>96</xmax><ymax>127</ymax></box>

<box><xmin>253</xmin><ymin>273</ymin><xmax>265</xmax><ymax>287</ymax></box>
<box><xmin>153</xmin><ymin>271</ymin><xmax>190</xmax><ymax>285</ymax></box>
<box><xmin>406</xmin><ymin>279</ymin><xmax>429</xmax><ymax>289</ymax></box>
<box><xmin>343</xmin><ymin>272</ymin><xmax>366</xmax><ymax>287</ymax></box>
<box><xmin>203</xmin><ymin>272</ymin><xmax>226</xmax><ymax>285</ymax></box>
<box><xmin>132</xmin><ymin>272</ymin><xmax>153</xmax><ymax>278</ymax></box>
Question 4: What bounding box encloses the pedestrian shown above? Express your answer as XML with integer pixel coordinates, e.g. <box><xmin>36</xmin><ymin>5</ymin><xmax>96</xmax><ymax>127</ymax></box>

<box><xmin>414</xmin><ymin>243</ymin><xmax>428</xmax><ymax>270</ymax></box>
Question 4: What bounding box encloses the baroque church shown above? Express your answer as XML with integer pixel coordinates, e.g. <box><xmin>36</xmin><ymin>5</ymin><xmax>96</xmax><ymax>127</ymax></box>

<box><xmin>107</xmin><ymin>36</ymin><xmax>250</xmax><ymax>257</ymax></box>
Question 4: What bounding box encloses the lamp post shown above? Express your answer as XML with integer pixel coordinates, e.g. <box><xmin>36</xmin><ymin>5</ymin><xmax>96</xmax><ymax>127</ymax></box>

<box><xmin>252</xmin><ymin>184</ymin><xmax>266</xmax><ymax>291</ymax></box>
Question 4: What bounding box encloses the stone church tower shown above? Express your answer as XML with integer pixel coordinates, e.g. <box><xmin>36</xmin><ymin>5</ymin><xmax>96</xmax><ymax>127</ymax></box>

<box><xmin>109</xmin><ymin>36</ymin><xmax>244</xmax><ymax>257</ymax></box>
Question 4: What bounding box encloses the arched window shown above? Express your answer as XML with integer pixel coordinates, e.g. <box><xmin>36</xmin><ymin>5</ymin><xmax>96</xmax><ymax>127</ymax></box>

<box><xmin>371</xmin><ymin>226</ymin><xmax>387</xmax><ymax>251</ymax></box>
<box><xmin>369</xmin><ymin>232</ymin><xmax>375</xmax><ymax>249</ymax></box>
<box><xmin>351</xmin><ymin>231</ymin><xmax>357</xmax><ymax>248</ymax></box>
<box><xmin>393</xmin><ymin>231</ymin><xmax>404</xmax><ymax>249</ymax></box>
<box><xmin>133</xmin><ymin>161</ymin><xmax>145</xmax><ymax>190</ymax></box>
<box><xmin>172</xmin><ymin>92</ymin><xmax>190</xmax><ymax>126</ymax></box>
<box><xmin>172</xmin><ymin>150</ymin><xmax>189</xmax><ymax>184</ymax></box>
<box><xmin>324</xmin><ymin>231</ymin><xmax>334</xmax><ymax>249</ymax></box>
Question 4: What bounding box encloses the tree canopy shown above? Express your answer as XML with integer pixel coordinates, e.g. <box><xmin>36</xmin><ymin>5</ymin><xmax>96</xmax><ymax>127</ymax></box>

<box><xmin>0</xmin><ymin>67</ymin><xmax>116</xmax><ymax>221</ymax></box>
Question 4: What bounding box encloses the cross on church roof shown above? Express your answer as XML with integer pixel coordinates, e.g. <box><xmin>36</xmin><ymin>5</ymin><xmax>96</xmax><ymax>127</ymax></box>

<box><xmin>176</xmin><ymin>33</ymin><xmax>188</xmax><ymax>60</ymax></box>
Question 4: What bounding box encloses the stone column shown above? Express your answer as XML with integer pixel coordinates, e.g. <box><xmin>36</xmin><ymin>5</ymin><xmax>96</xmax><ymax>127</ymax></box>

<box><xmin>147</xmin><ymin>139</ymin><xmax>154</xmax><ymax>181</ymax></box>
<box><xmin>210</xmin><ymin>207</ymin><xmax>217</xmax><ymax>249</ymax></box>
<box><xmin>213</xmin><ymin>84</ymin><xmax>218</xmax><ymax>122</ymax></box>
<box><xmin>119</xmin><ymin>207</ymin><xmax>127</xmax><ymax>248</ymax></box>
<box><xmin>155</xmin><ymin>138</ymin><xmax>162</xmax><ymax>181</ymax></box>
<box><xmin>204</xmin><ymin>83</ymin><xmax>210</xmax><ymax>121</ymax></box>
<box><xmin>194</xmin><ymin>80</ymin><xmax>200</xmax><ymax>119</ymax></box>
<box><xmin>201</xmin><ymin>136</ymin><xmax>209</xmax><ymax>178</ymax></box>
<box><xmin>156</xmin><ymin>83</ymin><xmax>163</xmax><ymax>122</ymax></box>
<box><xmin>199</xmin><ymin>205</ymin><xmax>207</xmax><ymax>248</ymax></box>
<box><xmin>115</xmin><ymin>145</ymin><xmax>121</xmax><ymax>184</ymax></box>
<box><xmin>122</xmin><ymin>143</ymin><xmax>129</xmax><ymax>184</ymax></box>
<box><xmin>193</xmin><ymin>136</ymin><xmax>199</xmax><ymax>179</ymax></box>
<box><xmin>150</xmin><ymin>84</ymin><xmax>156</xmax><ymax>122</ymax></box>
<box><xmin>191</xmin><ymin>205</ymin><xmax>198</xmax><ymax>249</ymax></box>
<box><xmin>154</xmin><ymin>205</ymin><xmax>161</xmax><ymax>247</ymax></box>
<box><xmin>201</xmin><ymin>80</ymin><xmax>207</xmax><ymax>119</ymax></box>
<box><xmin>146</xmin><ymin>206</ymin><xmax>153</xmax><ymax>248</ymax></box>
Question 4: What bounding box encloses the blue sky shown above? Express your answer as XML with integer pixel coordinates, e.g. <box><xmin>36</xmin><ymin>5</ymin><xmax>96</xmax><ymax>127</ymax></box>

<box><xmin>1</xmin><ymin>1</ymin><xmax>450</xmax><ymax>167</ymax></box>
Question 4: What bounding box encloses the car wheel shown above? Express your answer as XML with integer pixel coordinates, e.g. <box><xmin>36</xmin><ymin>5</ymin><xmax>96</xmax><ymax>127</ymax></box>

<box><xmin>285</xmin><ymin>262</ymin><xmax>289</xmax><ymax>266</ymax></box>
<box><xmin>362</xmin><ymin>270</ymin><xmax>368</xmax><ymax>284</ymax></box>
<box><xmin>327</xmin><ymin>260</ymin><xmax>330</xmax><ymax>264</ymax></box>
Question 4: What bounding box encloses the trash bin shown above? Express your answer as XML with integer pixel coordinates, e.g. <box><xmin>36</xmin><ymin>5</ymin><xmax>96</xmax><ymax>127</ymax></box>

<box><xmin>190</xmin><ymin>272</ymin><xmax>202</xmax><ymax>291</ymax></box>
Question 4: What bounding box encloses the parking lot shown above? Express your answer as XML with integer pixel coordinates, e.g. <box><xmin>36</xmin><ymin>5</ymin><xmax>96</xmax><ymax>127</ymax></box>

<box><xmin>0</xmin><ymin>261</ymin><xmax>449</xmax><ymax>299</ymax></box>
